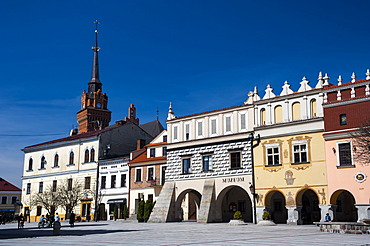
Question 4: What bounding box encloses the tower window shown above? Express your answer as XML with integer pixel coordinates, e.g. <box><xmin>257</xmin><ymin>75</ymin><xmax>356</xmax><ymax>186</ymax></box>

<box><xmin>340</xmin><ymin>114</ymin><xmax>347</xmax><ymax>125</ymax></box>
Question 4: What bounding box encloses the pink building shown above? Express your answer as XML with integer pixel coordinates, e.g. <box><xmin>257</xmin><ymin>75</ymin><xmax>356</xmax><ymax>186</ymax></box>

<box><xmin>323</xmin><ymin>72</ymin><xmax>370</xmax><ymax>222</ymax></box>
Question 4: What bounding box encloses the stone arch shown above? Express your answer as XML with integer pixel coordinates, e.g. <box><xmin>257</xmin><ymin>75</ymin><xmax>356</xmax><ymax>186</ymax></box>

<box><xmin>296</xmin><ymin>188</ymin><xmax>321</xmax><ymax>224</ymax></box>
<box><xmin>330</xmin><ymin>189</ymin><xmax>357</xmax><ymax>222</ymax></box>
<box><xmin>264</xmin><ymin>189</ymin><xmax>288</xmax><ymax>224</ymax></box>
<box><xmin>216</xmin><ymin>185</ymin><xmax>252</xmax><ymax>222</ymax></box>
<box><xmin>175</xmin><ymin>189</ymin><xmax>202</xmax><ymax>221</ymax></box>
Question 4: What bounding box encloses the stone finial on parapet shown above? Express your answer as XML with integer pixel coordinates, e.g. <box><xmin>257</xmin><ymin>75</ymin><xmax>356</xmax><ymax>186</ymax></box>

<box><xmin>337</xmin><ymin>75</ymin><xmax>343</xmax><ymax>85</ymax></box>
<box><xmin>167</xmin><ymin>102</ymin><xmax>176</xmax><ymax>120</ymax></box>
<box><xmin>366</xmin><ymin>69</ymin><xmax>370</xmax><ymax>80</ymax></box>
<box><xmin>315</xmin><ymin>72</ymin><xmax>324</xmax><ymax>88</ymax></box>
<box><xmin>280</xmin><ymin>81</ymin><xmax>293</xmax><ymax>96</ymax></box>
<box><xmin>262</xmin><ymin>84</ymin><xmax>276</xmax><ymax>99</ymax></box>
<box><xmin>323</xmin><ymin>73</ymin><xmax>330</xmax><ymax>86</ymax></box>
<box><xmin>351</xmin><ymin>72</ymin><xmax>356</xmax><ymax>83</ymax></box>
<box><xmin>298</xmin><ymin>77</ymin><xmax>312</xmax><ymax>92</ymax></box>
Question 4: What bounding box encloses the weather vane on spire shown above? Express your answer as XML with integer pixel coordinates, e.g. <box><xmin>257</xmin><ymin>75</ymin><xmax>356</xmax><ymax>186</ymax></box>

<box><xmin>92</xmin><ymin>20</ymin><xmax>100</xmax><ymax>52</ymax></box>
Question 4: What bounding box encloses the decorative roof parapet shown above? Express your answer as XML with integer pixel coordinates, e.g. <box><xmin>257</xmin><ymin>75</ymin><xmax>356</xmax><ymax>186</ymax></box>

<box><xmin>280</xmin><ymin>81</ymin><xmax>293</xmax><ymax>96</ymax></box>
<box><xmin>245</xmin><ymin>86</ymin><xmax>261</xmax><ymax>104</ymax></box>
<box><xmin>298</xmin><ymin>76</ymin><xmax>312</xmax><ymax>92</ymax></box>
<box><xmin>262</xmin><ymin>84</ymin><xmax>276</xmax><ymax>99</ymax></box>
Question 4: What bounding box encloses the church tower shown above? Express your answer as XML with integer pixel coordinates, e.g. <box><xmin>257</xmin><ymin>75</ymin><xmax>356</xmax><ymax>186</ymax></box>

<box><xmin>77</xmin><ymin>21</ymin><xmax>112</xmax><ymax>133</ymax></box>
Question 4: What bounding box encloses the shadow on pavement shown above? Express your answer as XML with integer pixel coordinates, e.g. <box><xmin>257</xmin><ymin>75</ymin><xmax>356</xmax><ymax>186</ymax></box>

<box><xmin>0</xmin><ymin>227</ymin><xmax>141</xmax><ymax>239</ymax></box>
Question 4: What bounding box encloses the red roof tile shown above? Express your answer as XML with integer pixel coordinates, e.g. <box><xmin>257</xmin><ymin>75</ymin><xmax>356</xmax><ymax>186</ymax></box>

<box><xmin>0</xmin><ymin>178</ymin><xmax>21</xmax><ymax>192</ymax></box>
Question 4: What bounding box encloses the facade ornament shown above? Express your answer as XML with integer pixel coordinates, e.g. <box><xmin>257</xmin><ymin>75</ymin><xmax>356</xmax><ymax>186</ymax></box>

<box><xmin>351</xmin><ymin>87</ymin><xmax>356</xmax><ymax>98</ymax></box>
<box><xmin>337</xmin><ymin>75</ymin><xmax>343</xmax><ymax>85</ymax></box>
<box><xmin>280</xmin><ymin>81</ymin><xmax>294</xmax><ymax>96</ymax></box>
<box><xmin>337</xmin><ymin>90</ymin><xmax>342</xmax><ymax>101</ymax></box>
<box><xmin>167</xmin><ymin>102</ymin><xmax>176</xmax><ymax>120</ymax></box>
<box><xmin>315</xmin><ymin>72</ymin><xmax>324</xmax><ymax>88</ymax></box>
<box><xmin>262</xmin><ymin>84</ymin><xmax>276</xmax><ymax>99</ymax></box>
<box><xmin>323</xmin><ymin>73</ymin><xmax>330</xmax><ymax>86</ymax></box>
<box><xmin>351</xmin><ymin>72</ymin><xmax>356</xmax><ymax>83</ymax></box>
<box><xmin>298</xmin><ymin>76</ymin><xmax>312</xmax><ymax>92</ymax></box>
<box><xmin>244</xmin><ymin>86</ymin><xmax>261</xmax><ymax>104</ymax></box>
<box><xmin>366</xmin><ymin>85</ymin><xmax>370</xmax><ymax>96</ymax></box>
<box><xmin>366</xmin><ymin>69</ymin><xmax>370</xmax><ymax>80</ymax></box>
<box><xmin>323</xmin><ymin>93</ymin><xmax>328</xmax><ymax>103</ymax></box>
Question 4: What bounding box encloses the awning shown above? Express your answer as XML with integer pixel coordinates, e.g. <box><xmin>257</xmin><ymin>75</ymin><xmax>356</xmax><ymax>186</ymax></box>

<box><xmin>0</xmin><ymin>209</ymin><xmax>15</xmax><ymax>212</ymax></box>
<box><xmin>107</xmin><ymin>198</ymin><xmax>127</xmax><ymax>204</ymax></box>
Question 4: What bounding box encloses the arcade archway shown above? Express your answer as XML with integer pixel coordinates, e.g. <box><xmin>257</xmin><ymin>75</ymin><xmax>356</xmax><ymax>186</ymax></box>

<box><xmin>217</xmin><ymin>185</ymin><xmax>252</xmax><ymax>222</ymax></box>
<box><xmin>175</xmin><ymin>189</ymin><xmax>202</xmax><ymax>221</ymax></box>
<box><xmin>330</xmin><ymin>190</ymin><xmax>357</xmax><ymax>222</ymax></box>
<box><xmin>296</xmin><ymin>189</ymin><xmax>321</xmax><ymax>224</ymax></box>
<box><xmin>265</xmin><ymin>190</ymin><xmax>287</xmax><ymax>224</ymax></box>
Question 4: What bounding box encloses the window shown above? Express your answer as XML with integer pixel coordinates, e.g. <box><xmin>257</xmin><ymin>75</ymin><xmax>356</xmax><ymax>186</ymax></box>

<box><xmin>121</xmin><ymin>174</ymin><xmax>126</xmax><ymax>187</ymax></box>
<box><xmin>85</xmin><ymin>177</ymin><xmax>91</xmax><ymax>189</ymax></box>
<box><xmin>90</xmin><ymin>148</ymin><xmax>95</xmax><ymax>162</ymax></box>
<box><xmin>173</xmin><ymin>126</ymin><xmax>178</xmax><ymax>141</ymax></box>
<box><xmin>136</xmin><ymin>168</ymin><xmax>142</xmax><ymax>182</ymax></box>
<box><xmin>185</xmin><ymin>123</ymin><xmax>190</xmax><ymax>140</ymax></box>
<box><xmin>338</xmin><ymin>142</ymin><xmax>352</xmax><ymax>166</ymax></box>
<box><xmin>230</xmin><ymin>152</ymin><xmax>241</xmax><ymax>169</ymax></box>
<box><xmin>293</xmin><ymin>144</ymin><xmax>308</xmax><ymax>163</ymax></box>
<box><xmin>28</xmin><ymin>158</ymin><xmax>33</xmax><ymax>171</ymax></box>
<box><xmin>163</xmin><ymin>147</ymin><xmax>167</xmax><ymax>156</ymax></box>
<box><xmin>26</xmin><ymin>183</ymin><xmax>31</xmax><ymax>194</ymax></box>
<box><xmin>211</xmin><ymin>118</ymin><xmax>217</xmax><ymax>135</ymax></box>
<box><xmin>111</xmin><ymin>175</ymin><xmax>116</xmax><ymax>188</ymax></box>
<box><xmin>310</xmin><ymin>99</ymin><xmax>317</xmax><ymax>117</ymax></box>
<box><xmin>203</xmin><ymin>155</ymin><xmax>213</xmax><ymax>171</ymax></box>
<box><xmin>148</xmin><ymin>167</ymin><xmax>154</xmax><ymax>181</ymax></box>
<box><xmin>260</xmin><ymin>108</ymin><xmax>266</xmax><ymax>125</ymax></box>
<box><xmin>39</xmin><ymin>182</ymin><xmax>43</xmax><ymax>193</ymax></box>
<box><xmin>274</xmin><ymin>106</ymin><xmax>283</xmax><ymax>123</ymax></box>
<box><xmin>40</xmin><ymin>156</ymin><xmax>46</xmax><ymax>169</ymax></box>
<box><xmin>69</xmin><ymin>152</ymin><xmax>74</xmax><ymax>165</ymax></box>
<box><xmin>161</xmin><ymin>166</ymin><xmax>167</xmax><ymax>186</ymax></box>
<box><xmin>52</xmin><ymin>180</ymin><xmax>57</xmax><ymax>192</ymax></box>
<box><xmin>240</xmin><ymin>112</ymin><xmax>247</xmax><ymax>130</ymax></box>
<box><xmin>1</xmin><ymin>197</ymin><xmax>7</xmax><ymax>204</ymax></box>
<box><xmin>163</xmin><ymin>135</ymin><xmax>167</xmax><ymax>142</ymax></box>
<box><xmin>340</xmin><ymin>114</ymin><xmax>347</xmax><ymax>125</ymax></box>
<box><xmin>67</xmin><ymin>178</ymin><xmax>73</xmax><ymax>191</ymax></box>
<box><xmin>148</xmin><ymin>194</ymin><xmax>154</xmax><ymax>202</ymax></box>
<box><xmin>266</xmin><ymin>146</ymin><xmax>280</xmax><ymax>166</ymax></box>
<box><xmin>225</xmin><ymin>116</ymin><xmax>232</xmax><ymax>132</ymax></box>
<box><xmin>150</xmin><ymin>148</ymin><xmax>156</xmax><ymax>158</ymax></box>
<box><xmin>11</xmin><ymin>197</ymin><xmax>17</xmax><ymax>204</ymax></box>
<box><xmin>84</xmin><ymin>149</ymin><xmax>89</xmax><ymax>163</ymax></box>
<box><xmin>101</xmin><ymin>176</ymin><xmax>106</xmax><ymax>189</ymax></box>
<box><xmin>54</xmin><ymin>154</ymin><xmax>59</xmax><ymax>167</ymax></box>
<box><xmin>292</xmin><ymin>102</ymin><xmax>301</xmax><ymax>121</ymax></box>
<box><xmin>197</xmin><ymin>121</ymin><xmax>203</xmax><ymax>137</ymax></box>
<box><xmin>36</xmin><ymin>206</ymin><xmax>42</xmax><ymax>216</ymax></box>
<box><xmin>182</xmin><ymin>158</ymin><xmax>191</xmax><ymax>174</ymax></box>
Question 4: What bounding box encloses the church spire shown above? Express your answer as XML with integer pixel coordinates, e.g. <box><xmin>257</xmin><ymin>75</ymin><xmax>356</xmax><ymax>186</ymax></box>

<box><xmin>88</xmin><ymin>20</ymin><xmax>102</xmax><ymax>96</ymax></box>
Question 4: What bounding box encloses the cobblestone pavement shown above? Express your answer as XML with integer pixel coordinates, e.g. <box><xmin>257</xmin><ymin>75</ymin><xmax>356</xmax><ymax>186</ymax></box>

<box><xmin>0</xmin><ymin>220</ymin><xmax>369</xmax><ymax>246</ymax></box>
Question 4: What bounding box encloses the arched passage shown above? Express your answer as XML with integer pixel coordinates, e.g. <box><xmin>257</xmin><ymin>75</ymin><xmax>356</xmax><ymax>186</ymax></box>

<box><xmin>265</xmin><ymin>190</ymin><xmax>287</xmax><ymax>224</ymax></box>
<box><xmin>175</xmin><ymin>189</ymin><xmax>202</xmax><ymax>221</ymax></box>
<box><xmin>330</xmin><ymin>190</ymin><xmax>357</xmax><ymax>222</ymax></box>
<box><xmin>217</xmin><ymin>185</ymin><xmax>252</xmax><ymax>222</ymax></box>
<box><xmin>296</xmin><ymin>189</ymin><xmax>321</xmax><ymax>224</ymax></box>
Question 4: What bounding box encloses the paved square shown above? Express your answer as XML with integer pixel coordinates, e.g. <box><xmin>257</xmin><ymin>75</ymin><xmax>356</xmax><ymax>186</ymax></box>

<box><xmin>0</xmin><ymin>221</ymin><xmax>369</xmax><ymax>245</ymax></box>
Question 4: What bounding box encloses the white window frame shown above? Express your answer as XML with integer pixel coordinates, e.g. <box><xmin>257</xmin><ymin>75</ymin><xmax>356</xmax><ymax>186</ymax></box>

<box><xmin>184</xmin><ymin>122</ymin><xmax>191</xmax><ymax>141</ymax></box>
<box><xmin>135</xmin><ymin>167</ymin><xmax>143</xmax><ymax>182</ymax></box>
<box><xmin>147</xmin><ymin>166</ymin><xmax>155</xmax><ymax>181</ymax></box>
<box><xmin>202</xmin><ymin>154</ymin><xmax>213</xmax><ymax>171</ymax></box>
<box><xmin>291</xmin><ymin>140</ymin><xmax>309</xmax><ymax>164</ymax></box>
<box><xmin>224</xmin><ymin>113</ymin><xmax>233</xmax><ymax>134</ymax></box>
<box><xmin>182</xmin><ymin>157</ymin><xmax>191</xmax><ymax>174</ymax></box>
<box><xmin>196</xmin><ymin>119</ymin><xmax>204</xmax><ymax>139</ymax></box>
<box><xmin>265</xmin><ymin>143</ymin><xmax>280</xmax><ymax>166</ymax></box>
<box><xmin>336</xmin><ymin>140</ymin><xmax>354</xmax><ymax>166</ymax></box>
<box><xmin>209</xmin><ymin>116</ymin><xmax>218</xmax><ymax>137</ymax></box>
<box><xmin>238</xmin><ymin>111</ymin><xmax>248</xmax><ymax>132</ymax></box>
<box><xmin>173</xmin><ymin>124</ymin><xmax>179</xmax><ymax>142</ymax></box>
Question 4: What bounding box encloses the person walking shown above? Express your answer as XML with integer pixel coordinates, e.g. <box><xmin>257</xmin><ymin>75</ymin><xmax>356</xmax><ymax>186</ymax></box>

<box><xmin>17</xmin><ymin>213</ymin><xmax>24</xmax><ymax>229</ymax></box>
<box><xmin>69</xmin><ymin>212</ymin><xmax>75</xmax><ymax>227</ymax></box>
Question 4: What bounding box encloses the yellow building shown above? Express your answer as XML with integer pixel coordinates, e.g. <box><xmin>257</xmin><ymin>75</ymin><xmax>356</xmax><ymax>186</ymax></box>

<box><xmin>249</xmin><ymin>76</ymin><xmax>329</xmax><ymax>224</ymax></box>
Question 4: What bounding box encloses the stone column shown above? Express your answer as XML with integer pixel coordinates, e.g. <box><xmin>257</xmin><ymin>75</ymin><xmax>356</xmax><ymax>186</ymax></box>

<box><xmin>286</xmin><ymin>206</ymin><xmax>298</xmax><ymax>225</ymax></box>
<box><xmin>355</xmin><ymin>204</ymin><xmax>370</xmax><ymax>222</ymax></box>
<box><xmin>319</xmin><ymin>205</ymin><xmax>332</xmax><ymax>222</ymax></box>
<box><xmin>256</xmin><ymin>206</ymin><xmax>265</xmax><ymax>223</ymax></box>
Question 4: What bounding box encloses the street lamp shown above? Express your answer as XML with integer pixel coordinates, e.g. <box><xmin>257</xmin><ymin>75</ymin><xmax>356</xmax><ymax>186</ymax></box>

<box><xmin>248</xmin><ymin>132</ymin><xmax>260</xmax><ymax>224</ymax></box>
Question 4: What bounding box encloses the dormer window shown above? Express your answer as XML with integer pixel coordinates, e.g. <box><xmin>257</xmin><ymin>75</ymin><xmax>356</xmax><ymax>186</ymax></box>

<box><xmin>150</xmin><ymin>148</ymin><xmax>156</xmax><ymax>158</ymax></box>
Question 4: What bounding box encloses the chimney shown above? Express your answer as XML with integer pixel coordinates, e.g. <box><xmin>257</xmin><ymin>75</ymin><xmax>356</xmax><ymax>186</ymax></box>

<box><xmin>137</xmin><ymin>139</ymin><xmax>145</xmax><ymax>150</ymax></box>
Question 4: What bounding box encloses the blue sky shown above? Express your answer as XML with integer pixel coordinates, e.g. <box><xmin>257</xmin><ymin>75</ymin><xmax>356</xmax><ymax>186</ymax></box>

<box><xmin>2</xmin><ymin>0</ymin><xmax>370</xmax><ymax>187</ymax></box>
